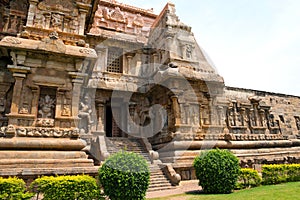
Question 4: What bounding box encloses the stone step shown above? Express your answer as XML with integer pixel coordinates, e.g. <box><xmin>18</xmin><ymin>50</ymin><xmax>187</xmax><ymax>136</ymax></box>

<box><xmin>0</xmin><ymin>159</ymin><xmax>94</xmax><ymax>168</ymax></box>
<box><xmin>150</xmin><ymin>178</ymin><xmax>172</xmax><ymax>184</ymax></box>
<box><xmin>147</xmin><ymin>185</ymin><xmax>175</xmax><ymax>192</ymax></box>
<box><xmin>150</xmin><ymin>170</ymin><xmax>165</xmax><ymax>174</ymax></box>
<box><xmin>0</xmin><ymin>151</ymin><xmax>88</xmax><ymax>159</ymax></box>
<box><xmin>105</xmin><ymin>138</ymin><xmax>175</xmax><ymax>192</ymax></box>
<box><xmin>150</xmin><ymin>174</ymin><xmax>167</xmax><ymax>179</ymax></box>
<box><xmin>149</xmin><ymin>181</ymin><xmax>172</xmax><ymax>187</ymax></box>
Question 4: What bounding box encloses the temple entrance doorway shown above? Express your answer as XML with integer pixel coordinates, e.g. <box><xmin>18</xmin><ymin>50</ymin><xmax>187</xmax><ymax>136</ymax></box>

<box><xmin>105</xmin><ymin>105</ymin><xmax>123</xmax><ymax>137</ymax></box>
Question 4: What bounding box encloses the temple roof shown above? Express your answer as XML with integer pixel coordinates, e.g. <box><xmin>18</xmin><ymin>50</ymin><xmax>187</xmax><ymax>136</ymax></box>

<box><xmin>88</xmin><ymin>0</ymin><xmax>157</xmax><ymax>40</ymax></box>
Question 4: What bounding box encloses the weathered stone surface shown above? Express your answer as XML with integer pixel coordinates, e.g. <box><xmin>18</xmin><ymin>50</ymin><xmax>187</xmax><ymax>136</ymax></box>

<box><xmin>0</xmin><ymin>0</ymin><xmax>300</xmax><ymax>184</ymax></box>
<box><xmin>0</xmin><ymin>137</ymin><xmax>86</xmax><ymax>150</ymax></box>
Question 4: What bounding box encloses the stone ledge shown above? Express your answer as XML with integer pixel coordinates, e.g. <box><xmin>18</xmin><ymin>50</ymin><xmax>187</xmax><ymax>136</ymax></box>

<box><xmin>0</xmin><ymin>137</ymin><xmax>85</xmax><ymax>150</ymax></box>
<box><xmin>0</xmin><ymin>150</ymin><xmax>87</xmax><ymax>159</ymax></box>
<box><xmin>0</xmin><ymin>167</ymin><xmax>99</xmax><ymax>177</ymax></box>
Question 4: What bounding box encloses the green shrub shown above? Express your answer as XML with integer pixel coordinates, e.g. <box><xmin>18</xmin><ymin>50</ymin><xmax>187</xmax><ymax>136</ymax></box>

<box><xmin>262</xmin><ymin>164</ymin><xmax>300</xmax><ymax>185</ymax></box>
<box><xmin>193</xmin><ymin>149</ymin><xmax>240</xmax><ymax>194</ymax></box>
<box><xmin>30</xmin><ymin>175</ymin><xmax>103</xmax><ymax>200</ymax></box>
<box><xmin>99</xmin><ymin>151</ymin><xmax>150</xmax><ymax>200</ymax></box>
<box><xmin>236</xmin><ymin>168</ymin><xmax>261</xmax><ymax>189</ymax></box>
<box><xmin>0</xmin><ymin>177</ymin><xmax>34</xmax><ymax>200</ymax></box>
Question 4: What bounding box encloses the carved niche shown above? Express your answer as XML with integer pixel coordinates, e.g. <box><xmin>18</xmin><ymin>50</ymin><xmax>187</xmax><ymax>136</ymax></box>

<box><xmin>32</xmin><ymin>0</ymin><xmax>79</xmax><ymax>33</ymax></box>
<box><xmin>226</xmin><ymin>98</ymin><xmax>273</xmax><ymax>135</ymax></box>
<box><xmin>36</xmin><ymin>87</ymin><xmax>56</xmax><ymax>127</ymax></box>
<box><xmin>0</xmin><ymin>0</ymin><xmax>28</xmax><ymax>34</ymax></box>
<box><xmin>89</xmin><ymin>3</ymin><xmax>152</xmax><ymax>36</ymax></box>
<box><xmin>0</xmin><ymin>64</ymin><xmax>14</xmax><ymax>127</ymax></box>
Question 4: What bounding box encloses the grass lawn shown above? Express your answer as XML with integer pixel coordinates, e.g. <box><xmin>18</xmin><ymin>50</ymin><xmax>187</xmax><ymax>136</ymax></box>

<box><xmin>148</xmin><ymin>182</ymin><xmax>300</xmax><ymax>200</ymax></box>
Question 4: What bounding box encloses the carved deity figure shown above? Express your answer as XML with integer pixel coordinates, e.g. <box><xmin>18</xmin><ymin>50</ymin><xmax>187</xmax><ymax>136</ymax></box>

<box><xmin>70</xmin><ymin>17</ymin><xmax>79</xmax><ymax>34</ymax></box>
<box><xmin>295</xmin><ymin>117</ymin><xmax>300</xmax><ymax>130</ymax></box>
<box><xmin>8</xmin><ymin>16</ymin><xmax>18</xmax><ymax>33</ymax></box>
<box><xmin>217</xmin><ymin>106</ymin><xmax>225</xmax><ymax>126</ymax></box>
<box><xmin>103</xmin><ymin>7</ymin><xmax>111</xmax><ymax>20</ymax></box>
<box><xmin>34</xmin><ymin>13</ymin><xmax>45</xmax><ymax>28</ymax></box>
<box><xmin>51</xmin><ymin>13</ymin><xmax>62</xmax><ymax>30</ymax></box>
<box><xmin>181</xmin><ymin>104</ymin><xmax>189</xmax><ymax>124</ymax></box>
<box><xmin>0</xmin><ymin>97</ymin><xmax>6</xmax><ymax>112</ymax></box>
<box><xmin>191</xmin><ymin>106</ymin><xmax>199</xmax><ymax>126</ymax></box>
<box><xmin>269</xmin><ymin>114</ymin><xmax>278</xmax><ymax>127</ymax></box>
<box><xmin>38</xmin><ymin>95</ymin><xmax>55</xmax><ymax>118</ymax></box>
<box><xmin>186</xmin><ymin>44</ymin><xmax>193</xmax><ymax>59</ymax></box>
<box><xmin>259</xmin><ymin>109</ymin><xmax>266</xmax><ymax>127</ymax></box>
<box><xmin>228</xmin><ymin>110</ymin><xmax>235</xmax><ymax>126</ymax></box>
<box><xmin>61</xmin><ymin>104</ymin><xmax>71</xmax><ymax>116</ymax></box>
<box><xmin>249</xmin><ymin>109</ymin><xmax>257</xmax><ymax>127</ymax></box>
<box><xmin>133</xmin><ymin>14</ymin><xmax>144</xmax><ymax>27</ymax></box>
<box><xmin>79</xmin><ymin>96</ymin><xmax>93</xmax><ymax>124</ymax></box>
<box><xmin>95</xmin><ymin>5</ymin><xmax>103</xmax><ymax>18</ymax></box>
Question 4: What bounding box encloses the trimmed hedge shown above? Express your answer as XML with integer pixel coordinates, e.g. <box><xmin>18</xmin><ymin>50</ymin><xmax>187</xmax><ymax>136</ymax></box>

<box><xmin>30</xmin><ymin>175</ymin><xmax>103</xmax><ymax>200</ymax></box>
<box><xmin>193</xmin><ymin>149</ymin><xmax>240</xmax><ymax>194</ymax></box>
<box><xmin>262</xmin><ymin>164</ymin><xmax>300</xmax><ymax>185</ymax></box>
<box><xmin>99</xmin><ymin>151</ymin><xmax>150</xmax><ymax>200</ymax></box>
<box><xmin>236</xmin><ymin>168</ymin><xmax>261</xmax><ymax>189</ymax></box>
<box><xmin>0</xmin><ymin>177</ymin><xmax>34</xmax><ymax>200</ymax></box>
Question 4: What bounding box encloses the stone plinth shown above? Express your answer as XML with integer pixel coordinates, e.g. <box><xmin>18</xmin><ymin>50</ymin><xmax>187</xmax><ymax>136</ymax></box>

<box><xmin>0</xmin><ymin>137</ymin><xmax>98</xmax><ymax>182</ymax></box>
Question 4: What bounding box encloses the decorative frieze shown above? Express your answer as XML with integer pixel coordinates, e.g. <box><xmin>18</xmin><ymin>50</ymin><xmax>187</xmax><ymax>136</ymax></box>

<box><xmin>15</xmin><ymin>127</ymin><xmax>80</xmax><ymax>138</ymax></box>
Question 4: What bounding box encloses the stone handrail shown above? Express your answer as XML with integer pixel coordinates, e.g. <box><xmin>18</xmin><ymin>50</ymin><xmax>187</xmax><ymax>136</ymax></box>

<box><xmin>90</xmin><ymin>136</ymin><xmax>110</xmax><ymax>163</ymax></box>
<box><xmin>159</xmin><ymin>163</ymin><xmax>181</xmax><ymax>186</ymax></box>
<box><xmin>139</xmin><ymin>138</ymin><xmax>161</xmax><ymax>164</ymax></box>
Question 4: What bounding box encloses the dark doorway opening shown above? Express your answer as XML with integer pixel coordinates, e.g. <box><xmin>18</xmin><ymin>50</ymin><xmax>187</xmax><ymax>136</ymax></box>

<box><xmin>105</xmin><ymin>106</ymin><xmax>113</xmax><ymax>137</ymax></box>
<box><xmin>105</xmin><ymin>105</ymin><xmax>123</xmax><ymax>137</ymax></box>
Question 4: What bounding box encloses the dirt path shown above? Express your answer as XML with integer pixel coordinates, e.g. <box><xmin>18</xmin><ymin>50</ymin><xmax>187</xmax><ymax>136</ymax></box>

<box><xmin>146</xmin><ymin>180</ymin><xmax>200</xmax><ymax>199</ymax></box>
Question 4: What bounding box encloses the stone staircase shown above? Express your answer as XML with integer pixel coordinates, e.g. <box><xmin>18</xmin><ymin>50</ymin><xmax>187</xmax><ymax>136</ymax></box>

<box><xmin>105</xmin><ymin>137</ymin><xmax>175</xmax><ymax>192</ymax></box>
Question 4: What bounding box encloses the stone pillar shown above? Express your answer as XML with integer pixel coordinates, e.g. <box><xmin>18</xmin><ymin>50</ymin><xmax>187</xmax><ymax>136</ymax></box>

<box><xmin>171</xmin><ymin>96</ymin><xmax>181</xmax><ymax>125</ymax></box>
<box><xmin>95</xmin><ymin>48</ymin><xmax>107</xmax><ymax>72</ymax></box>
<box><xmin>56</xmin><ymin>90</ymin><xmax>64</xmax><ymax>118</ymax></box>
<box><xmin>184</xmin><ymin>103</ymin><xmax>190</xmax><ymax>124</ymax></box>
<box><xmin>26</xmin><ymin>0</ymin><xmax>39</xmax><ymax>27</ymax></box>
<box><xmin>10</xmin><ymin>74</ymin><xmax>25</xmax><ymax>114</ymax></box>
<box><xmin>30</xmin><ymin>86</ymin><xmax>39</xmax><ymax>116</ymax></box>
<box><xmin>69</xmin><ymin>72</ymin><xmax>85</xmax><ymax>118</ymax></box>
<box><xmin>125</xmin><ymin>54</ymin><xmax>134</xmax><ymax>74</ymax></box>
<box><xmin>77</xmin><ymin>3</ymin><xmax>90</xmax><ymax>35</ymax></box>
<box><xmin>135</xmin><ymin>50</ymin><xmax>142</xmax><ymax>75</ymax></box>
<box><xmin>44</xmin><ymin>13</ymin><xmax>51</xmax><ymax>29</ymax></box>
<box><xmin>152</xmin><ymin>53</ymin><xmax>158</xmax><ymax>73</ymax></box>
<box><xmin>121</xmin><ymin>102</ymin><xmax>128</xmax><ymax>137</ymax></box>
<box><xmin>96</xmin><ymin>100</ymin><xmax>105</xmax><ymax>133</ymax></box>
<box><xmin>71</xmin><ymin>79</ymin><xmax>83</xmax><ymax>117</ymax></box>
<box><xmin>7</xmin><ymin>66</ymin><xmax>30</xmax><ymax>115</ymax></box>
<box><xmin>166</xmin><ymin>32</ymin><xmax>174</xmax><ymax>52</ymax></box>
<box><xmin>208</xmin><ymin>97</ymin><xmax>214</xmax><ymax>125</ymax></box>
<box><xmin>3</xmin><ymin>15</ymin><xmax>9</xmax><ymax>32</ymax></box>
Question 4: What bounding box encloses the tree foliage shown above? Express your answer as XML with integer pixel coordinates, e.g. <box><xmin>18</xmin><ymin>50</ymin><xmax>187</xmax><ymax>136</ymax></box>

<box><xmin>99</xmin><ymin>151</ymin><xmax>150</xmax><ymax>200</ymax></box>
<box><xmin>193</xmin><ymin>149</ymin><xmax>240</xmax><ymax>194</ymax></box>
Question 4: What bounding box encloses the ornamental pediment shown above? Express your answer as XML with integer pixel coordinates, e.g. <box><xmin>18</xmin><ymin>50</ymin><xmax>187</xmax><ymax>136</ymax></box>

<box><xmin>88</xmin><ymin>1</ymin><xmax>156</xmax><ymax>37</ymax></box>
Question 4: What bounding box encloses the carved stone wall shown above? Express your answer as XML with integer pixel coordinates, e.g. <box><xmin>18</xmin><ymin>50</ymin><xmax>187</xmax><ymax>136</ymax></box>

<box><xmin>225</xmin><ymin>87</ymin><xmax>300</xmax><ymax>137</ymax></box>
<box><xmin>88</xmin><ymin>0</ymin><xmax>156</xmax><ymax>38</ymax></box>
<box><xmin>0</xmin><ymin>63</ymin><xmax>14</xmax><ymax>127</ymax></box>
<box><xmin>0</xmin><ymin>0</ymin><xmax>28</xmax><ymax>38</ymax></box>
<box><xmin>20</xmin><ymin>0</ymin><xmax>91</xmax><ymax>46</ymax></box>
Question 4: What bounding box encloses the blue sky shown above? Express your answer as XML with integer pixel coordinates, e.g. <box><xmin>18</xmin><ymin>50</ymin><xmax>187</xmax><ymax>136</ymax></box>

<box><xmin>118</xmin><ymin>0</ymin><xmax>300</xmax><ymax>96</ymax></box>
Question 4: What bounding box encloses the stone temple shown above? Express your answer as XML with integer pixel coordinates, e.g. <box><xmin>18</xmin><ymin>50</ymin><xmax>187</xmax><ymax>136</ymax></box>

<box><xmin>1</xmin><ymin>0</ymin><xmax>300</xmax><ymax>190</ymax></box>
